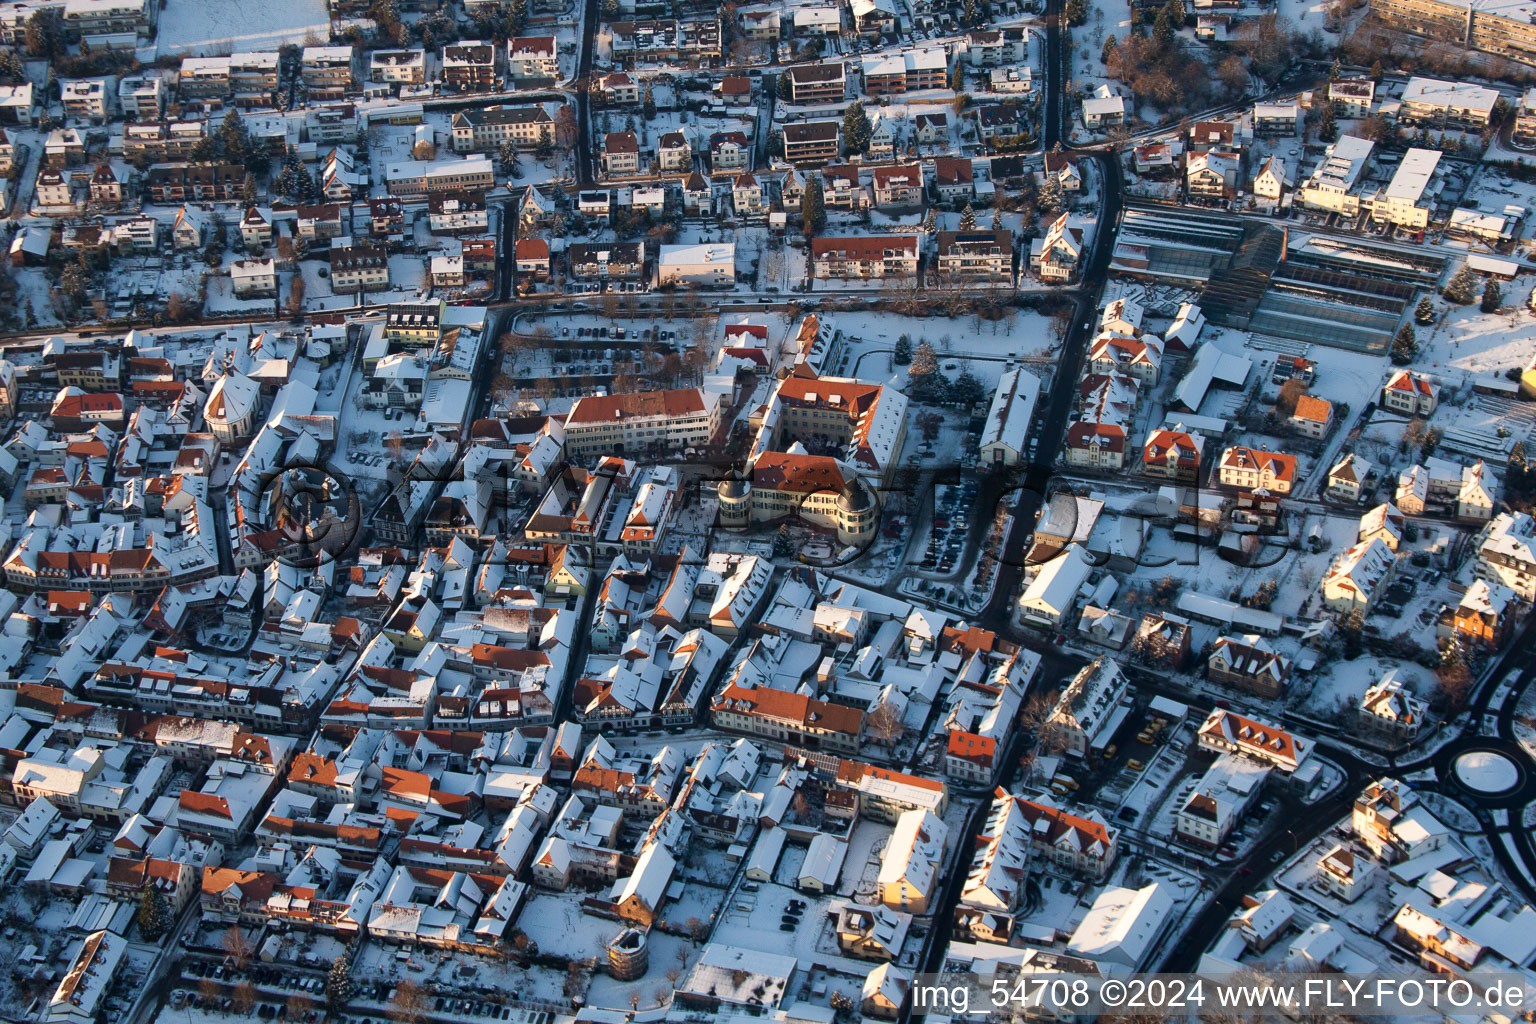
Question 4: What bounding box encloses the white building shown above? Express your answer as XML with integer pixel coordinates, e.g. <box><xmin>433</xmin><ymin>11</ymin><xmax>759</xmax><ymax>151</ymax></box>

<box><xmin>979</xmin><ymin>367</ymin><xmax>1040</xmax><ymax>468</ymax></box>
<box><xmin>1174</xmin><ymin>754</ymin><xmax>1269</xmax><ymax>848</ymax></box>
<box><xmin>1018</xmin><ymin>544</ymin><xmax>1093</xmax><ymax>629</ymax></box>
<box><xmin>1066</xmin><ymin>883</ymin><xmax>1175</xmax><ymax>972</ymax></box>
<box><xmin>657</xmin><ymin>243</ymin><xmax>736</xmax><ymax>288</ymax></box>
<box><xmin>1300</xmin><ymin>134</ymin><xmax>1374</xmax><ymax>217</ymax></box>
<box><xmin>1366</xmin><ymin>148</ymin><xmax>1441</xmax><ymax>230</ymax></box>
<box><xmin>1043</xmin><ymin>657</ymin><xmax>1130</xmax><ymax>758</ymax></box>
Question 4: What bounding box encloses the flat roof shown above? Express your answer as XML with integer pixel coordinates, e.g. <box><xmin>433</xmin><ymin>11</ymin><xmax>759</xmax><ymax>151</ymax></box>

<box><xmin>1382</xmin><ymin>148</ymin><xmax>1441</xmax><ymax>204</ymax></box>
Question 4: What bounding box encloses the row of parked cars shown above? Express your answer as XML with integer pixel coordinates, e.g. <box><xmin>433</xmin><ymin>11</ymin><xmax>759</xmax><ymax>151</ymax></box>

<box><xmin>917</xmin><ymin>482</ymin><xmax>978</xmax><ymax>574</ymax></box>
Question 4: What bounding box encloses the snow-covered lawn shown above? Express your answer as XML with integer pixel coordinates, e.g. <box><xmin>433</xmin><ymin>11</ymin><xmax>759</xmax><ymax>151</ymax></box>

<box><xmin>1295</xmin><ymin>657</ymin><xmax>1435</xmax><ymax>721</ymax></box>
<box><xmin>1418</xmin><ymin>295</ymin><xmax>1536</xmax><ymax>378</ymax></box>
<box><xmin>156</xmin><ymin>0</ymin><xmax>331</xmax><ymax>55</ymax></box>
<box><xmin>516</xmin><ymin>890</ymin><xmax>629</xmax><ymax>961</ymax></box>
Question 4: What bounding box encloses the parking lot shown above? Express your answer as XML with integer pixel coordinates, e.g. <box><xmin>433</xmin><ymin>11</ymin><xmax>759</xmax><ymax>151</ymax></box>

<box><xmin>915</xmin><ymin>482</ymin><xmax>977</xmax><ymax>576</ymax></box>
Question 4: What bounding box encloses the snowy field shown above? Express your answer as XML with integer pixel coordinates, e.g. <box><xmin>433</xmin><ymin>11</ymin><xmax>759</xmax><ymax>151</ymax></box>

<box><xmin>1418</xmin><ymin>295</ymin><xmax>1536</xmax><ymax>379</ymax></box>
<box><xmin>156</xmin><ymin>0</ymin><xmax>331</xmax><ymax>55</ymax></box>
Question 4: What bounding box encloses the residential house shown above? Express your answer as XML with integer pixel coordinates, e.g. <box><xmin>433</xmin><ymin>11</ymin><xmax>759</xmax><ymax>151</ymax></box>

<box><xmin>1208</xmin><ymin>634</ymin><xmax>1289</xmax><ymax>698</ymax></box>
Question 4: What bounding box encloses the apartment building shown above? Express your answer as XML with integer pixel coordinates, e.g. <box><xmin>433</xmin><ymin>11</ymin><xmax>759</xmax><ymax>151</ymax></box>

<box><xmin>1401</xmin><ymin>76</ymin><xmax>1501</xmax><ymax>127</ymax></box>
<box><xmin>602</xmin><ymin>130</ymin><xmax>642</xmax><ymax>177</ymax></box>
<box><xmin>1299</xmin><ymin>134</ymin><xmax>1374</xmax><ymax>217</ymax></box>
<box><xmin>1367</xmin><ymin>147</ymin><xmax>1441</xmax><ymax>230</ymax></box>
<box><xmin>428</xmin><ymin>192</ymin><xmax>489</xmax><ymax>234</ymax></box>
<box><xmin>1370</xmin><ymin>0</ymin><xmax>1536</xmax><ymax>68</ymax></box>
<box><xmin>507</xmin><ymin>36</ymin><xmax>559</xmax><ymax>79</ymax></box>
<box><xmin>330</xmin><ymin>244</ymin><xmax>389</xmax><ymax>292</ymax></box>
<box><xmin>785</xmin><ymin>62</ymin><xmax>847</xmax><ymax>105</ymax></box>
<box><xmin>230</xmin><ymin>52</ymin><xmax>281</xmax><ymax>106</ymax></box>
<box><xmin>443</xmin><ymin>41</ymin><xmax>498</xmax><ymax>91</ymax></box>
<box><xmin>371</xmin><ymin>48</ymin><xmax>428</xmax><ymax>85</ymax></box>
<box><xmin>385</xmin><ymin>156</ymin><xmax>495</xmax><ymax>197</ymax></box>
<box><xmin>1330</xmin><ymin>78</ymin><xmax>1375</xmax><ymax>117</ymax></box>
<box><xmin>567</xmin><ymin>241</ymin><xmax>646</xmax><ymax>280</ymax></box>
<box><xmin>61</xmin><ymin>78</ymin><xmax>112</xmax><ymax>122</ymax></box>
<box><xmin>451</xmin><ymin>106</ymin><xmax>553</xmax><ymax>153</ymax></box>
<box><xmin>1517</xmin><ymin>86</ymin><xmax>1536</xmax><ymax>146</ymax></box>
<box><xmin>966</xmin><ymin>27</ymin><xmax>1028</xmax><ymax>66</ymax></box>
<box><xmin>116</xmin><ymin>74</ymin><xmax>162</xmax><ymax>121</ymax></box>
<box><xmin>1141</xmin><ymin>427</ymin><xmax>1204</xmax><ymax>482</ymax></box>
<box><xmin>1476</xmin><ymin>511</ymin><xmax>1536</xmax><ymax>600</ymax></box>
<box><xmin>860</xmin><ymin>47</ymin><xmax>947</xmax><ymax>96</ymax></box>
<box><xmin>63</xmin><ymin>0</ymin><xmax>156</xmax><ymax>42</ymax></box>
<box><xmin>783</xmin><ymin>121</ymin><xmax>841</xmax><ymax>165</ymax></box>
<box><xmin>178</xmin><ymin>56</ymin><xmax>231</xmax><ymax>99</ymax></box>
<box><xmin>564</xmin><ymin>388</ymin><xmax>723</xmax><ymax>457</ymax></box>
<box><xmin>301</xmin><ymin>46</ymin><xmax>356</xmax><ymax>101</ymax></box>
<box><xmin>934</xmin><ymin>230</ymin><xmax>1013</xmax><ymax>282</ymax></box>
<box><xmin>810</xmin><ymin>235</ymin><xmax>920</xmax><ymax>279</ymax></box>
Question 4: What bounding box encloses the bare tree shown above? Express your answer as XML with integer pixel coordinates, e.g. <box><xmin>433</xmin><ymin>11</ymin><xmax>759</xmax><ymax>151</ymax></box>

<box><xmin>389</xmin><ymin>980</ymin><xmax>429</xmax><ymax>1024</ymax></box>
<box><xmin>286</xmin><ymin>274</ymin><xmax>305</xmax><ymax>317</ymax></box>
<box><xmin>865</xmin><ymin>701</ymin><xmax>906</xmax><ymax>746</ymax></box>
<box><xmin>231</xmin><ymin>982</ymin><xmax>257</xmax><ymax>1016</ymax></box>
<box><xmin>222</xmin><ymin>925</ymin><xmax>253</xmax><ymax>969</ymax></box>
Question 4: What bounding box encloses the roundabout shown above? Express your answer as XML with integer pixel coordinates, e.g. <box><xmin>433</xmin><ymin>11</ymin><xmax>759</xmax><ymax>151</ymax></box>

<box><xmin>1454</xmin><ymin>750</ymin><xmax>1520</xmax><ymax>794</ymax></box>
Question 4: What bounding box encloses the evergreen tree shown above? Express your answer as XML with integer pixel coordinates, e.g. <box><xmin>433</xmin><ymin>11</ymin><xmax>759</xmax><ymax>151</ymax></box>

<box><xmin>1511</xmin><ymin>439</ymin><xmax>1527</xmax><ymax>473</ymax></box>
<box><xmin>949</xmin><ymin>63</ymin><xmax>965</xmax><ymax>91</ymax></box>
<box><xmin>1101</xmin><ymin>34</ymin><xmax>1118</xmax><ymax>66</ymax></box>
<box><xmin>962</xmin><ymin>0</ymin><xmax>981</xmax><ymax>25</ymax></box>
<box><xmin>1153</xmin><ymin>7</ymin><xmax>1175</xmax><ymax>48</ymax></box>
<box><xmin>326</xmin><ymin>956</ymin><xmax>353</xmax><ymax>1009</ymax></box>
<box><xmin>138</xmin><ymin>883</ymin><xmax>169</xmax><ymax>940</ymax></box>
<box><xmin>1369</xmin><ymin>59</ymin><xmax>1383</xmax><ymax>82</ymax></box>
<box><xmin>1317</xmin><ymin>103</ymin><xmax>1337</xmax><ymax>142</ymax></box>
<box><xmin>907</xmin><ymin>341</ymin><xmax>948</xmax><ymax>402</ymax></box>
<box><xmin>1328</xmin><ymin>58</ymin><xmax>1342</xmax><ymax>80</ymax></box>
<box><xmin>219</xmin><ymin>109</ymin><xmax>249</xmax><ymax>167</ymax></box>
<box><xmin>643</xmin><ymin>84</ymin><xmax>657</xmax><ymax>120</ymax></box>
<box><xmin>959</xmin><ymin>202</ymin><xmax>976</xmax><ymax>229</ymax></box>
<box><xmin>951</xmin><ymin>369</ymin><xmax>984</xmax><ymax>406</ymax></box>
<box><xmin>368</xmin><ymin>0</ymin><xmax>399</xmax><ymax>30</ymax></box>
<box><xmin>1065</xmin><ymin>0</ymin><xmax>1087</xmax><ymax>25</ymax></box>
<box><xmin>190</xmin><ymin>135</ymin><xmax>219</xmax><ymax>164</ymax></box>
<box><xmin>508</xmin><ymin>0</ymin><xmax>529</xmax><ymax>32</ymax></box>
<box><xmin>1443</xmin><ymin>264</ymin><xmax>1477</xmax><ymax>304</ymax></box>
<box><xmin>24</xmin><ymin>8</ymin><xmax>63</xmax><ymax>59</ymax></box>
<box><xmin>842</xmin><ymin>101</ymin><xmax>871</xmax><ymax>154</ymax></box>
<box><xmin>275</xmin><ymin>154</ymin><xmax>301</xmax><ymax>199</ymax></box>
<box><xmin>1341</xmin><ymin>609</ymin><xmax>1364</xmax><ymax>658</ymax></box>
<box><xmin>893</xmin><ymin>335</ymin><xmax>913</xmax><ymax>364</ymax></box>
<box><xmin>1391</xmin><ymin>323</ymin><xmax>1416</xmax><ymax>365</ymax></box>
<box><xmin>1038</xmin><ymin>175</ymin><xmax>1062</xmax><ymax>213</ymax></box>
<box><xmin>800</xmin><ymin>174</ymin><xmax>825</xmax><ymax>234</ymax></box>
<box><xmin>1164</xmin><ymin>0</ymin><xmax>1186</xmax><ymax>25</ymax></box>
<box><xmin>1482</xmin><ymin>279</ymin><xmax>1503</xmax><ymax>312</ymax></box>
<box><xmin>1414</xmin><ymin>295</ymin><xmax>1435</xmax><ymax>325</ymax></box>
